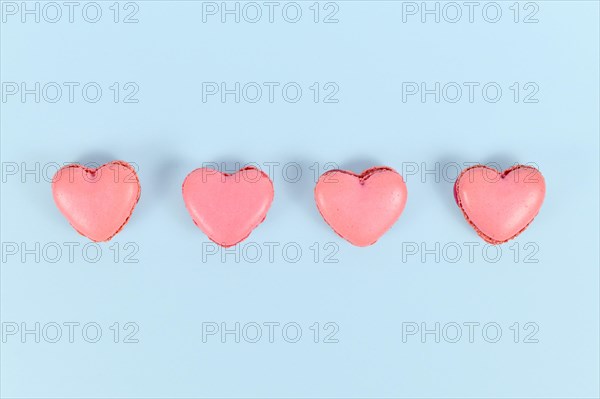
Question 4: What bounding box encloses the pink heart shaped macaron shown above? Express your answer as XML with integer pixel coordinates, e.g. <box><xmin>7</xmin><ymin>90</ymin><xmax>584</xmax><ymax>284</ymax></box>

<box><xmin>182</xmin><ymin>167</ymin><xmax>274</xmax><ymax>247</ymax></box>
<box><xmin>52</xmin><ymin>161</ymin><xmax>141</xmax><ymax>242</ymax></box>
<box><xmin>454</xmin><ymin>164</ymin><xmax>546</xmax><ymax>244</ymax></box>
<box><xmin>314</xmin><ymin>167</ymin><xmax>408</xmax><ymax>246</ymax></box>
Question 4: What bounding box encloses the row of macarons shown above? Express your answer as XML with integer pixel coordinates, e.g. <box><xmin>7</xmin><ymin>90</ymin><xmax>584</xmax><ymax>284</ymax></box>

<box><xmin>51</xmin><ymin>161</ymin><xmax>546</xmax><ymax>247</ymax></box>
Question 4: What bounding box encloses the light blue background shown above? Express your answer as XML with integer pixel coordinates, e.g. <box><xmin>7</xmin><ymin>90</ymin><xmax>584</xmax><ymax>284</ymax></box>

<box><xmin>1</xmin><ymin>1</ymin><xmax>599</xmax><ymax>398</ymax></box>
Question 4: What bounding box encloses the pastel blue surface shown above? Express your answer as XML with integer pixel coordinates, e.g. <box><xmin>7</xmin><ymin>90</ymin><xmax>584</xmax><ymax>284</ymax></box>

<box><xmin>1</xmin><ymin>1</ymin><xmax>599</xmax><ymax>398</ymax></box>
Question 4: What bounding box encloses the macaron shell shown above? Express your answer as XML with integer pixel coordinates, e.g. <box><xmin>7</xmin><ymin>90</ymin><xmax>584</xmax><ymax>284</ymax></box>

<box><xmin>455</xmin><ymin>165</ymin><xmax>545</xmax><ymax>244</ymax></box>
<box><xmin>314</xmin><ymin>167</ymin><xmax>408</xmax><ymax>246</ymax></box>
<box><xmin>182</xmin><ymin>167</ymin><xmax>274</xmax><ymax>247</ymax></box>
<box><xmin>52</xmin><ymin>161</ymin><xmax>141</xmax><ymax>242</ymax></box>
